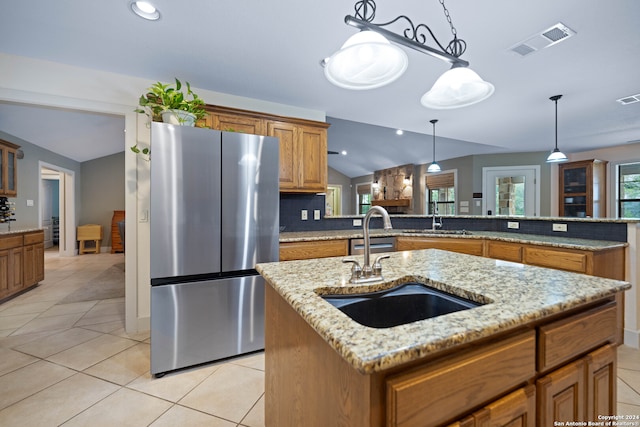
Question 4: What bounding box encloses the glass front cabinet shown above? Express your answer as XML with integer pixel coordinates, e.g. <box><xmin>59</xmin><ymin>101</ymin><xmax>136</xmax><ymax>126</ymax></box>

<box><xmin>0</xmin><ymin>139</ymin><xmax>19</xmax><ymax>197</ymax></box>
<box><xmin>558</xmin><ymin>159</ymin><xmax>607</xmax><ymax>218</ymax></box>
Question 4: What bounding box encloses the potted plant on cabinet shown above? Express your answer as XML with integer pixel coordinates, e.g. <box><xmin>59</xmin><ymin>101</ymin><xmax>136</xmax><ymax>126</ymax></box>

<box><xmin>135</xmin><ymin>78</ymin><xmax>206</xmax><ymax>126</ymax></box>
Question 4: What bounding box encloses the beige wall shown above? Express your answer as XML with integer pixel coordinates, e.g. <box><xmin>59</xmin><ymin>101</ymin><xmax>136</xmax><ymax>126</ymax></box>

<box><xmin>80</xmin><ymin>152</ymin><xmax>125</xmax><ymax>251</ymax></box>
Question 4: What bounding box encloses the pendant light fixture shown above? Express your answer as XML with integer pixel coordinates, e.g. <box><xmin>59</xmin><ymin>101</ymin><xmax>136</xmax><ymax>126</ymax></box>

<box><xmin>546</xmin><ymin>94</ymin><xmax>568</xmax><ymax>163</ymax></box>
<box><xmin>321</xmin><ymin>0</ymin><xmax>494</xmax><ymax>109</ymax></box>
<box><xmin>427</xmin><ymin>119</ymin><xmax>442</xmax><ymax>173</ymax></box>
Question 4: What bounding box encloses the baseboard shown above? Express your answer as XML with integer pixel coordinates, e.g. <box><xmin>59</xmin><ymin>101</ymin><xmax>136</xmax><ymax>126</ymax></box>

<box><xmin>624</xmin><ymin>328</ymin><xmax>640</xmax><ymax>349</ymax></box>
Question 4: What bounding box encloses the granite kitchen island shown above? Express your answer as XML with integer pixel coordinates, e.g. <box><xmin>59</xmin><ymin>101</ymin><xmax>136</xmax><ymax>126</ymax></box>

<box><xmin>257</xmin><ymin>249</ymin><xmax>631</xmax><ymax>427</ymax></box>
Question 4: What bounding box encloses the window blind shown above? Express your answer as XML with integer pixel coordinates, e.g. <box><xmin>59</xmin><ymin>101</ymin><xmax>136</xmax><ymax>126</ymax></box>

<box><xmin>426</xmin><ymin>172</ymin><xmax>454</xmax><ymax>189</ymax></box>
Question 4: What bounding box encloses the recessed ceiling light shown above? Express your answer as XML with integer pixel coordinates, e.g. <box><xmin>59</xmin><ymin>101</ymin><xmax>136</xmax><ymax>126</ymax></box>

<box><xmin>130</xmin><ymin>1</ymin><xmax>160</xmax><ymax>21</ymax></box>
<box><xmin>396</xmin><ymin>129</ymin><xmax>403</xmax><ymax>135</ymax></box>
<box><xmin>341</xmin><ymin>150</ymin><xmax>347</xmax><ymax>156</ymax></box>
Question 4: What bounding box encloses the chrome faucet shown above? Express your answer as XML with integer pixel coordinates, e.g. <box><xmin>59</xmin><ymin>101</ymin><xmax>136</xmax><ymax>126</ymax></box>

<box><xmin>343</xmin><ymin>206</ymin><xmax>393</xmax><ymax>283</ymax></box>
<box><xmin>431</xmin><ymin>200</ymin><xmax>442</xmax><ymax>230</ymax></box>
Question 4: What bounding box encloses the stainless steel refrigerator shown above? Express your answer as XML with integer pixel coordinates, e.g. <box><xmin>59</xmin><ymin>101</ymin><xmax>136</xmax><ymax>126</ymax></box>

<box><xmin>149</xmin><ymin>122</ymin><xmax>279</xmax><ymax>377</ymax></box>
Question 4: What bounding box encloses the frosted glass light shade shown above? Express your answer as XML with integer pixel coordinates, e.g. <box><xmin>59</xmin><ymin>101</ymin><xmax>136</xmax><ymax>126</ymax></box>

<box><xmin>421</xmin><ymin>66</ymin><xmax>494</xmax><ymax>109</ymax></box>
<box><xmin>546</xmin><ymin>148</ymin><xmax>568</xmax><ymax>163</ymax></box>
<box><xmin>324</xmin><ymin>31</ymin><xmax>409</xmax><ymax>90</ymax></box>
<box><xmin>427</xmin><ymin>162</ymin><xmax>441</xmax><ymax>173</ymax></box>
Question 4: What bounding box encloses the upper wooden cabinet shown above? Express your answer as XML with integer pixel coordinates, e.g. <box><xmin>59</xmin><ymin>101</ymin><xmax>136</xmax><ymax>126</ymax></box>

<box><xmin>203</xmin><ymin>105</ymin><xmax>329</xmax><ymax>193</ymax></box>
<box><xmin>268</xmin><ymin>121</ymin><xmax>327</xmax><ymax>193</ymax></box>
<box><xmin>0</xmin><ymin>139</ymin><xmax>19</xmax><ymax>196</ymax></box>
<box><xmin>558</xmin><ymin>159</ymin><xmax>607</xmax><ymax>218</ymax></box>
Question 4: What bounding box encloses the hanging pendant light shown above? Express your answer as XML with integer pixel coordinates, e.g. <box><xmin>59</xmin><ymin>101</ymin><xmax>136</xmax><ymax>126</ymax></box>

<box><xmin>427</xmin><ymin>119</ymin><xmax>442</xmax><ymax>173</ymax></box>
<box><xmin>321</xmin><ymin>0</ymin><xmax>493</xmax><ymax>107</ymax></box>
<box><xmin>546</xmin><ymin>95</ymin><xmax>568</xmax><ymax>163</ymax></box>
<box><xmin>420</xmin><ymin>64</ymin><xmax>495</xmax><ymax>109</ymax></box>
<box><xmin>323</xmin><ymin>31</ymin><xmax>408</xmax><ymax>90</ymax></box>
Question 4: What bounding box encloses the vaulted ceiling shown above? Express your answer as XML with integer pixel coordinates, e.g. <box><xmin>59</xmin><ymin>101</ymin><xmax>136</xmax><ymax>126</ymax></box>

<box><xmin>1</xmin><ymin>1</ymin><xmax>639</xmax><ymax>176</ymax></box>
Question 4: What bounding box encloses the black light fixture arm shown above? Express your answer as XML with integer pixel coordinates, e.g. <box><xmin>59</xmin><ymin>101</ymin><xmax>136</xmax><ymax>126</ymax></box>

<box><xmin>346</xmin><ymin>0</ymin><xmax>469</xmax><ymax>67</ymax></box>
<box><xmin>550</xmin><ymin>94</ymin><xmax>562</xmax><ymax>150</ymax></box>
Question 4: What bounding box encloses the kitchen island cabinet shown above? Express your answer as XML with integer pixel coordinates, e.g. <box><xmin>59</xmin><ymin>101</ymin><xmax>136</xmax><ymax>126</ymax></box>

<box><xmin>257</xmin><ymin>249</ymin><xmax>630</xmax><ymax>427</ymax></box>
<box><xmin>0</xmin><ymin>230</ymin><xmax>45</xmax><ymax>301</ymax></box>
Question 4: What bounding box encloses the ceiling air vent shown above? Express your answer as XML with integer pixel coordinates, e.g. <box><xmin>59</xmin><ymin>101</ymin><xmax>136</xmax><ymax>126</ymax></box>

<box><xmin>509</xmin><ymin>22</ymin><xmax>576</xmax><ymax>57</ymax></box>
<box><xmin>616</xmin><ymin>94</ymin><xmax>640</xmax><ymax>105</ymax></box>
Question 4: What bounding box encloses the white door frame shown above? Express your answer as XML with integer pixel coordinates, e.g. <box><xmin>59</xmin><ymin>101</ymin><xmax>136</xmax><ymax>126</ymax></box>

<box><xmin>39</xmin><ymin>161</ymin><xmax>76</xmax><ymax>257</ymax></box>
<box><xmin>482</xmin><ymin>165</ymin><xmax>540</xmax><ymax>216</ymax></box>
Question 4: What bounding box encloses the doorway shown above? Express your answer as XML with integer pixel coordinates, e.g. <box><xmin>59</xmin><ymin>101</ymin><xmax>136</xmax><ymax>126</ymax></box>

<box><xmin>482</xmin><ymin>166</ymin><xmax>540</xmax><ymax>216</ymax></box>
<box><xmin>326</xmin><ymin>185</ymin><xmax>342</xmax><ymax>216</ymax></box>
<box><xmin>39</xmin><ymin>162</ymin><xmax>76</xmax><ymax>257</ymax></box>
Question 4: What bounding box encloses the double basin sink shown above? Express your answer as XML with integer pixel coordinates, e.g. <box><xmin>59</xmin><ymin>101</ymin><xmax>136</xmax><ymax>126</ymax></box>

<box><xmin>322</xmin><ymin>282</ymin><xmax>484</xmax><ymax>329</ymax></box>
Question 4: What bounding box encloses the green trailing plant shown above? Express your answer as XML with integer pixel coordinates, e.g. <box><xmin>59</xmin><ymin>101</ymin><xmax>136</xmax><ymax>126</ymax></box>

<box><xmin>130</xmin><ymin>145</ymin><xmax>150</xmax><ymax>161</ymax></box>
<box><xmin>135</xmin><ymin>78</ymin><xmax>206</xmax><ymax>123</ymax></box>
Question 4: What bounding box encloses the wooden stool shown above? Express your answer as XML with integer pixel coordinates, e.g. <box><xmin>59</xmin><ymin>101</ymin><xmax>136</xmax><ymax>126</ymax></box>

<box><xmin>77</xmin><ymin>224</ymin><xmax>102</xmax><ymax>254</ymax></box>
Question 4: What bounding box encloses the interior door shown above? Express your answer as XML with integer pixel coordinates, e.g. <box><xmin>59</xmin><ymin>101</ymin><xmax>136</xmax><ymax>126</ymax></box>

<box><xmin>483</xmin><ymin>166</ymin><xmax>540</xmax><ymax>216</ymax></box>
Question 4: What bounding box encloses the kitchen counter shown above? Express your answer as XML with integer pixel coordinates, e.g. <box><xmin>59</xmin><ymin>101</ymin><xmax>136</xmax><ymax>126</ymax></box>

<box><xmin>0</xmin><ymin>227</ymin><xmax>44</xmax><ymax>236</ymax></box>
<box><xmin>257</xmin><ymin>249</ymin><xmax>630</xmax><ymax>374</ymax></box>
<box><xmin>280</xmin><ymin>229</ymin><xmax>626</xmax><ymax>251</ymax></box>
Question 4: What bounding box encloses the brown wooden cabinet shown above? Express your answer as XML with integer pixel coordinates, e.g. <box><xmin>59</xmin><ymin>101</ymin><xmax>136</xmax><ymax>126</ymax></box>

<box><xmin>396</xmin><ymin>236</ymin><xmax>485</xmax><ymax>256</ymax></box>
<box><xmin>0</xmin><ymin>139</ymin><xmax>19</xmax><ymax>196</ymax></box>
<box><xmin>0</xmin><ymin>231</ymin><xmax>44</xmax><ymax>301</ymax></box>
<box><xmin>397</xmin><ymin>236</ymin><xmax>624</xmax><ymax>280</ymax></box>
<box><xmin>268</xmin><ymin>120</ymin><xmax>328</xmax><ymax>193</ymax></box>
<box><xmin>279</xmin><ymin>239</ymin><xmax>348</xmax><ymax>261</ymax></box>
<box><xmin>202</xmin><ymin>105</ymin><xmax>329</xmax><ymax>193</ymax></box>
<box><xmin>558</xmin><ymin>159</ymin><xmax>607</xmax><ymax>218</ymax></box>
<box><xmin>470</xmin><ymin>385</ymin><xmax>536</xmax><ymax>427</ymax></box>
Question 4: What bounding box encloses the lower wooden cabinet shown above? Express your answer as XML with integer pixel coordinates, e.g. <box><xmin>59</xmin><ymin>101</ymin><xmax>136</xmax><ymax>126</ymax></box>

<box><xmin>0</xmin><ymin>231</ymin><xmax>45</xmax><ymax>301</ymax></box>
<box><xmin>279</xmin><ymin>239</ymin><xmax>348</xmax><ymax>261</ymax></box>
<box><xmin>396</xmin><ymin>236</ymin><xmax>484</xmax><ymax>256</ymax></box>
<box><xmin>398</xmin><ymin>236</ymin><xmax>624</xmax><ymax>280</ymax></box>
<box><xmin>466</xmin><ymin>385</ymin><xmax>536</xmax><ymax>427</ymax></box>
<box><xmin>537</xmin><ymin>344</ymin><xmax>617</xmax><ymax>427</ymax></box>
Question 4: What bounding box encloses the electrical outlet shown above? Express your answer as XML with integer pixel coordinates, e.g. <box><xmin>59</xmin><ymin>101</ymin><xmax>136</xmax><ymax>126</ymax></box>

<box><xmin>313</xmin><ymin>210</ymin><xmax>321</xmax><ymax>220</ymax></box>
<box><xmin>507</xmin><ymin>221</ymin><xmax>519</xmax><ymax>229</ymax></box>
<box><xmin>353</xmin><ymin>219</ymin><xmax>362</xmax><ymax>227</ymax></box>
<box><xmin>552</xmin><ymin>223</ymin><xmax>567</xmax><ymax>232</ymax></box>
<box><xmin>301</xmin><ymin>210</ymin><xmax>308</xmax><ymax>220</ymax></box>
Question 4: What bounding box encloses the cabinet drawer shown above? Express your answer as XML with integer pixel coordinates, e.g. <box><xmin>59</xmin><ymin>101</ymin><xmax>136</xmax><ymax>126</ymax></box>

<box><xmin>0</xmin><ymin>235</ymin><xmax>23</xmax><ymax>250</ymax></box>
<box><xmin>386</xmin><ymin>330</ymin><xmax>536</xmax><ymax>427</ymax></box>
<box><xmin>24</xmin><ymin>232</ymin><xmax>44</xmax><ymax>245</ymax></box>
<box><xmin>279</xmin><ymin>239</ymin><xmax>348</xmax><ymax>261</ymax></box>
<box><xmin>486</xmin><ymin>241</ymin><xmax>523</xmax><ymax>263</ymax></box>
<box><xmin>523</xmin><ymin>246</ymin><xmax>587</xmax><ymax>273</ymax></box>
<box><xmin>538</xmin><ymin>302</ymin><xmax>617</xmax><ymax>373</ymax></box>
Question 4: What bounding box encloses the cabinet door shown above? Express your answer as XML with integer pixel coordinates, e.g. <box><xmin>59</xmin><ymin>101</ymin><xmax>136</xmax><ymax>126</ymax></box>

<box><xmin>473</xmin><ymin>385</ymin><xmax>536</xmax><ymax>427</ymax></box>
<box><xmin>585</xmin><ymin>345</ymin><xmax>616</xmax><ymax>421</ymax></box>
<box><xmin>396</xmin><ymin>237</ymin><xmax>484</xmax><ymax>256</ymax></box>
<box><xmin>485</xmin><ymin>241</ymin><xmax>523</xmax><ymax>263</ymax></box>
<box><xmin>23</xmin><ymin>244</ymin><xmax>35</xmax><ymax>287</ymax></box>
<box><xmin>213</xmin><ymin>113</ymin><xmax>264</xmax><ymax>135</ymax></box>
<box><xmin>9</xmin><ymin>247</ymin><xmax>23</xmax><ymax>292</ymax></box>
<box><xmin>0</xmin><ymin>249</ymin><xmax>9</xmax><ymax>299</ymax></box>
<box><xmin>297</xmin><ymin>125</ymin><xmax>327</xmax><ymax>192</ymax></box>
<box><xmin>34</xmin><ymin>243</ymin><xmax>45</xmax><ymax>283</ymax></box>
<box><xmin>537</xmin><ymin>359</ymin><xmax>586</xmax><ymax>427</ymax></box>
<box><xmin>268</xmin><ymin>121</ymin><xmax>298</xmax><ymax>191</ymax></box>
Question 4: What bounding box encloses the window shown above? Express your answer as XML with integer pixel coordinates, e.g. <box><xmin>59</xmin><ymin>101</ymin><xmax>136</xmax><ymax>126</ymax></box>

<box><xmin>618</xmin><ymin>162</ymin><xmax>640</xmax><ymax>218</ymax></box>
<box><xmin>426</xmin><ymin>172</ymin><xmax>455</xmax><ymax>215</ymax></box>
<box><xmin>356</xmin><ymin>183</ymin><xmax>372</xmax><ymax>215</ymax></box>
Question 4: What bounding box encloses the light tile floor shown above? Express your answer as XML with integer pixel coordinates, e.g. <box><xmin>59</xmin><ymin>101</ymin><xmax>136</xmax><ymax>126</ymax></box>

<box><xmin>0</xmin><ymin>252</ymin><xmax>638</xmax><ymax>426</ymax></box>
<box><xmin>0</xmin><ymin>252</ymin><xmax>264</xmax><ymax>427</ymax></box>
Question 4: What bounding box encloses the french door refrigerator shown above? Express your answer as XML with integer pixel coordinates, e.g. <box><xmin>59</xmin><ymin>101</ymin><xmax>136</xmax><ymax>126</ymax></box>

<box><xmin>149</xmin><ymin>122</ymin><xmax>279</xmax><ymax>377</ymax></box>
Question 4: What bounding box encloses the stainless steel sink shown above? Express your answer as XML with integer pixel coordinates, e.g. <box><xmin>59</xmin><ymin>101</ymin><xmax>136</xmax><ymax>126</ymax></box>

<box><xmin>321</xmin><ymin>282</ymin><xmax>483</xmax><ymax>328</ymax></box>
<box><xmin>402</xmin><ymin>229</ymin><xmax>472</xmax><ymax>235</ymax></box>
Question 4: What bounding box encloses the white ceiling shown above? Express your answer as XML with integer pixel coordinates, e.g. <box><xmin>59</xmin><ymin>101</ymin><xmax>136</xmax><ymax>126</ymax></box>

<box><xmin>1</xmin><ymin>0</ymin><xmax>639</xmax><ymax>176</ymax></box>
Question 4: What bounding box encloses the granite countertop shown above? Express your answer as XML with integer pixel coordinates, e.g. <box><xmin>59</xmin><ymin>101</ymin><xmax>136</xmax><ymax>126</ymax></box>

<box><xmin>257</xmin><ymin>249</ymin><xmax>630</xmax><ymax>374</ymax></box>
<box><xmin>0</xmin><ymin>227</ymin><xmax>44</xmax><ymax>236</ymax></box>
<box><xmin>279</xmin><ymin>229</ymin><xmax>627</xmax><ymax>251</ymax></box>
